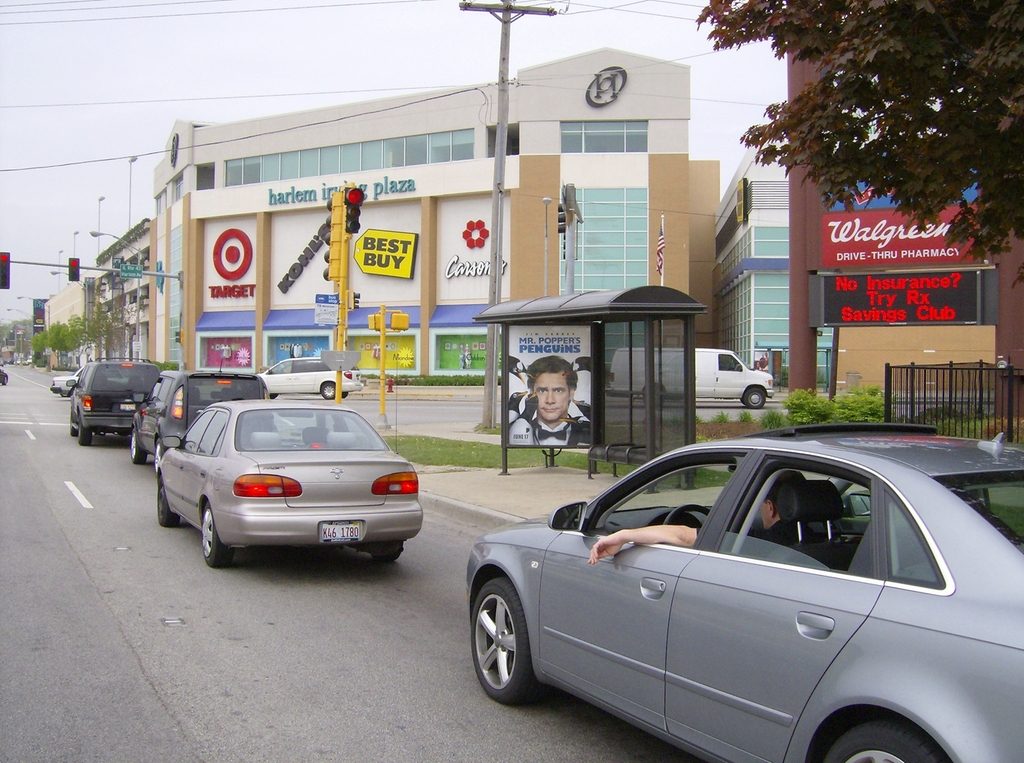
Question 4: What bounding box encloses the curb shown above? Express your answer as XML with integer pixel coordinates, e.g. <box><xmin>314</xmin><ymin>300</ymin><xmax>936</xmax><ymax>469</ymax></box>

<box><xmin>418</xmin><ymin>490</ymin><xmax>534</xmax><ymax>531</ymax></box>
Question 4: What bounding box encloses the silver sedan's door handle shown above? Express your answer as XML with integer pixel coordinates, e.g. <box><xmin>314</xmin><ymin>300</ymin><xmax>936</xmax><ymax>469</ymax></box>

<box><xmin>796</xmin><ymin>611</ymin><xmax>836</xmax><ymax>640</ymax></box>
<box><xmin>640</xmin><ymin>577</ymin><xmax>667</xmax><ymax>600</ymax></box>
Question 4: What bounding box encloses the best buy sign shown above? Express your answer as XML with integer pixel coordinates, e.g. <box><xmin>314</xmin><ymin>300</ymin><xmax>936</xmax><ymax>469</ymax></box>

<box><xmin>354</xmin><ymin>229</ymin><xmax>418</xmax><ymax>279</ymax></box>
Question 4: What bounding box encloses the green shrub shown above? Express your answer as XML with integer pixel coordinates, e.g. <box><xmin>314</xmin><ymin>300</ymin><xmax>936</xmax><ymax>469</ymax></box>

<box><xmin>712</xmin><ymin>411</ymin><xmax>731</xmax><ymax>424</ymax></box>
<box><xmin>738</xmin><ymin>410</ymin><xmax>755</xmax><ymax>424</ymax></box>
<box><xmin>759</xmin><ymin>410</ymin><xmax>788</xmax><ymax>430</ymax></box>
<box><xmin>832</xmin><ymin>385</ymin><xmax>884</xmax><ymax>422</ymax></box>
<box><xmin>785</xmin><ymin>388</ymin><xmax>835</xmax><ymax>424</ymax></box>
<box><xmin>389</xmin><ymin>375</ymin><xmax>485</xmax><ymax>387</ymax></box>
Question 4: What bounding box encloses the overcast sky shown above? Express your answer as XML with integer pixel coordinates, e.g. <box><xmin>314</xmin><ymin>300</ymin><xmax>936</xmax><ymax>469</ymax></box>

<box><xmin>0</xmin><ymin>0</ymin><xmax>786</xmax><ymax>311</ymax></box>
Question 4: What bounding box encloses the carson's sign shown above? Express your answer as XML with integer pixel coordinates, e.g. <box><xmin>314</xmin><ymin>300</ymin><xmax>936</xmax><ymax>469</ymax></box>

<box><xmin>354</xmin><ymin>230</ymin><xmax>418</xmax><ymax>279</ymax></box>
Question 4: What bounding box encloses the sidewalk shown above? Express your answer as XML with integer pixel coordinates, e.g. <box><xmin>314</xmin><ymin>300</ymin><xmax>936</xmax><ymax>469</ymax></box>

<box><xmin>349</xmin><ymin>388</ymin><xmax>621</xmax><ymax>529</ymax></box>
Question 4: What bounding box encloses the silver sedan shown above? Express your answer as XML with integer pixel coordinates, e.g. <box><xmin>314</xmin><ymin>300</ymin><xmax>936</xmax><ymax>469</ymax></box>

<box><xmin>468</xmin><ymin>425</ymin><xmax>1024</xmax><ymax>763</ymax></box>
<box><xmin>157</xmin><ymin>400</ymin><xmax>422</xmax><ymax>567</ymax></box>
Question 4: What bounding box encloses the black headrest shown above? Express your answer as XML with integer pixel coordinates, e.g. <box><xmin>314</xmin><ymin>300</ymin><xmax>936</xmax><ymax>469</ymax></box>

<box><xmin>776</xmin><ymin>480</ymin><xmax>843</xmax><ymax>523</ymax></box>
<box><xmin>302</xmin><ymin>426</ymin><xmax>329</xmax><ymax>445</ymax></box>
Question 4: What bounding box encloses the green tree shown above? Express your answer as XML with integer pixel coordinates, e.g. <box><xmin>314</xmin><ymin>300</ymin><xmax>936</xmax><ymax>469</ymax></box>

<box><xmin>698</xmin><ymin>1</ymin><xmax>1024</xmax><ymax>273</ymax></box>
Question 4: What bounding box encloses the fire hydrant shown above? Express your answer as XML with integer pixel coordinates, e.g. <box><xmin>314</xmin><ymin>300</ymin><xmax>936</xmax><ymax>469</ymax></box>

<box><xmin>386</xmin><ymin>377</ymin><xmax>395</xmax><ymax>393</ymax></box>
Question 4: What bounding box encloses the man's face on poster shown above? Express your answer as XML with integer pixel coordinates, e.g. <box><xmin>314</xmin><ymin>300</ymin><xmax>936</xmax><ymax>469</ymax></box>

<box><xmin>534</xmin><ymin>371</ymin><xmax>573</xmax><ymax>427</ymax></box>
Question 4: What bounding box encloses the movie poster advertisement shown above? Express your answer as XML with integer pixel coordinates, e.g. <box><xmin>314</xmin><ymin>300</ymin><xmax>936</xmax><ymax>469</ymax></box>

<box><xmin>506</xmin><ymin>325</ymin><xmax>592</xmax><ymax>448</ymax></box>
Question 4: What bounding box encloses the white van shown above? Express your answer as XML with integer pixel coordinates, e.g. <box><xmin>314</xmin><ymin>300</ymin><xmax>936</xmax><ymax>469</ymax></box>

<box><xmin>608</xmin><ymin>347</ymin><xmax>773</xmax><ymax>409</ymax></box>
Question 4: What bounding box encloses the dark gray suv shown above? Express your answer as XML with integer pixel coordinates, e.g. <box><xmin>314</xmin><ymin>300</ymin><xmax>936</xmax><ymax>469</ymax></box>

<box><xmin>69</xmin><ymin>360</ymin><xmax>162</xmax><ymax>446</ymax></box>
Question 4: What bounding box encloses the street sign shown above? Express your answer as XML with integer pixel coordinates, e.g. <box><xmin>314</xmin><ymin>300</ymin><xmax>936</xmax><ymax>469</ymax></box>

<box><xmin>321</xmin><ymin>350</ymin><xmax>361</xmax><ymax>371</ymax></box>
<box><xmin>120</xmin><ymin>264</ymin><xmax>143</xmax><ymax>279</ymax></box>
<box><xmin>314</xmin><ymin>292</ymin><xmax>340</xmax><ymax>325</ymax></box>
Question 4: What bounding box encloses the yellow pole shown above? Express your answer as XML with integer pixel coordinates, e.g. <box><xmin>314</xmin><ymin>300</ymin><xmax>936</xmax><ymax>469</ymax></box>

<box><xmin>377</xmin><ymin>305</ymin><xmax>387</xmax><ymax>418</ymax></box>
<box><xmin>331</xmin><ymin>188</ymin><xmax>350</xmax><ymax>404</ymax></box>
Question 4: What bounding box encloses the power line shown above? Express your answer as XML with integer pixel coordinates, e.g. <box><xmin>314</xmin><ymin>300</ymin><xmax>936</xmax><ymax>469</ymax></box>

<box><xmin>0</xmin><ymin>86</ymin><xmax>488</xmax><ymax>172</ymax></box>
<box><xmin>0</xmin><ymin>0</ymin><xmax>442</xmax><ymax>25</ymax></box>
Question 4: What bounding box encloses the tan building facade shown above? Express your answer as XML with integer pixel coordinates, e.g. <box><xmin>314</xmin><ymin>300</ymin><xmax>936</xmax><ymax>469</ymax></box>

<box><xmin>145</xmin><ymin>50</ymin><xmax>719</xmax><ymax>373</ymax></box>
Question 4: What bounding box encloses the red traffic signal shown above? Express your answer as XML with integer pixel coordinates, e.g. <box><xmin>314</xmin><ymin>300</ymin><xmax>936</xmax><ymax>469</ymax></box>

<box><xmin>345</xmin><ymin>187</ymin><xmax>366</xmax><ymax>206</ymax></box>
<box><xmin>68</xmin><ymin>257</ymin><xmax>81</xmax><ymax>282</ymax></box>
<box><xmin>344</xmin><ymin>186</ymin><xmax>365</xmax><ymax>234</ymax></box>
<box><xmin>0</xmin><ymin>252</ymin><xmax>10</xmax><ymax>289</ymax></box>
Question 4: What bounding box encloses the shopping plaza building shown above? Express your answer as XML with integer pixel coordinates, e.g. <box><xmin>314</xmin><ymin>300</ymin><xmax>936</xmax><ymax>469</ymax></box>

<box><xmin>144</xmin><ymin>49</ymin><xmax>720</xmax><ymax>375</ymax></box>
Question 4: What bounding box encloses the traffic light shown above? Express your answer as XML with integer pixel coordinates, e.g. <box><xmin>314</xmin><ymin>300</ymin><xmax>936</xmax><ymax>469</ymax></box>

<box><xmin>368</xmin><ymin>313</ymin><xmax>382</xmax><ymax>331</ymax></box>
<box><xmin>325</xmin><ymin>191</ymin><xmax>345</xmax><ymax>281</ymax></box>
<box><xmin>344</xmin><ymin>186</ymin><xmax>366</xmax><ymax>234</ymax></box>
<box><xmin>0</xmin><ymin>252</ymin><xmax>10</xmax><ymax>289</ymax></box>
<box><xmin>557</xmin><ymin>204</ymin><xmax>566</xmax><ymax>235</ymax></box>
<box><xmin>389</xmin><ymin>312</ymin><xmax>409</xmax><ymax>331</ymax></box>
<box><xmin>68</xmin><ymin>257</ymin><xmax>81</xmax><ymax>282</ymax></box>
<box><xmin>347</xmin><ymin>290</ymin><xmax>360</xmax><ymax>310</ymax></box>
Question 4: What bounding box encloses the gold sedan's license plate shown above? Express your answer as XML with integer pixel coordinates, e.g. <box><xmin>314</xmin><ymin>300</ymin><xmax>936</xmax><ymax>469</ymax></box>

<box><xmin>119</xmin><ymin>402</ymin><xmax>136</xmax><ymax>412</ymax></box>
<box><xmin>319</xmin><ymin>520</ymin><xmax>364</xmax><ymax>543</ymax></box>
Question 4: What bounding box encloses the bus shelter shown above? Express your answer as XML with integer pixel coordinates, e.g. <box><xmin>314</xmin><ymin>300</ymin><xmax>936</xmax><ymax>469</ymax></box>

<box><xmin>474</xmin><ymin>285</ymin><xmax>706</xmax><ymax>474</ymax></box>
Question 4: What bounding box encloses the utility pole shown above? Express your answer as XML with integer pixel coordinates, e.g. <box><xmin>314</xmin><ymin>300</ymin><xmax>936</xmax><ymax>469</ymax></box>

<box><xmin>460</xmin><ymin>0</ymin><xmax>556</xmax><ymax>429</ymax></box>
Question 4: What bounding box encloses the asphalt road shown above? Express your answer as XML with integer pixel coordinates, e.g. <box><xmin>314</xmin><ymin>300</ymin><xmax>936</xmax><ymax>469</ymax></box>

<box><xmin>0</xmin><ymin>369</ymin><xmax>696</xmax><ymax>763</ymax></box>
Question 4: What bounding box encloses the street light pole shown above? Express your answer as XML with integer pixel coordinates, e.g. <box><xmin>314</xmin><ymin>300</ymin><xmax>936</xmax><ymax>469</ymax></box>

<box><xmin>128</xmin><ymin>156</ymin><xmax>139</xmax><ymax>359</ymax></box>
<box><xmin>542</xmin><ymin>196</ymin><xmax>552</xmax><ymax>296</ymax></box>
<box><xmin>96</xmin><ymin>197</ymin><xmax>105</xmax><ymax>259</ymax></box>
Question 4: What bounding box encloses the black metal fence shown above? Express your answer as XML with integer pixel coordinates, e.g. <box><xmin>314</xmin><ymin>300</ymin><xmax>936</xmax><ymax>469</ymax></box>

<box><xmin>884</xmin><ymin>361</ymin><xmax>1023</xmax><ymax>442</ymax></box>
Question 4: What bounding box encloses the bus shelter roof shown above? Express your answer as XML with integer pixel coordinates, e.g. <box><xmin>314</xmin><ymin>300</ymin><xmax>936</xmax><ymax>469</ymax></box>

<box><xmin>473</xmin><ymin>286</ymin><xmax>705</xmax><ymax>325</ymax></box>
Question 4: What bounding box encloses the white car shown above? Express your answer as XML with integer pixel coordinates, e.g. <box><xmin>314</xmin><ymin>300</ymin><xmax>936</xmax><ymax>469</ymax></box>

<box><xmin>50</xmin><ymin>367</ymin><xmax>83</xmax><ymax>397</ymax></box>
<box><xmin>258</xmin><ymin>357</ymin><xmax>363</xmax><ymax>399</ymax></box>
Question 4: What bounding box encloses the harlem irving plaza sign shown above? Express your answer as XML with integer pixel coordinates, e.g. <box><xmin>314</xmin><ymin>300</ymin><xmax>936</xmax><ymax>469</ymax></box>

<box><xmin>809</xmin><ymin>269</ymin><xmax>999</xmax><ymax>327</ymax></box>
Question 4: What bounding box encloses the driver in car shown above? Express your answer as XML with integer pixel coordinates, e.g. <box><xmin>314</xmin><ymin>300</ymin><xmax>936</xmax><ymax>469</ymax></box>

<box><xmin>587</xmin><ymin>470</ymin><xmax>806</xmax><ymax>564</ymax></box>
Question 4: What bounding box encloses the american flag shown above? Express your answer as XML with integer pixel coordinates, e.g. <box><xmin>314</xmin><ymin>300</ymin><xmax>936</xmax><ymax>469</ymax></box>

<box><xmin>656</xmin><ymin>215</ymin><xmax>665</xmax><ymax>279</ymax></box>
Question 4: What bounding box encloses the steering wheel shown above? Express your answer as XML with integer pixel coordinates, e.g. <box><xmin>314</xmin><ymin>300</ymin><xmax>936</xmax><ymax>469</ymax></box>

<box><xmin>663</xmin><ymin>504</ymin><xmax>709</xmax><ymax>528</ymax></box>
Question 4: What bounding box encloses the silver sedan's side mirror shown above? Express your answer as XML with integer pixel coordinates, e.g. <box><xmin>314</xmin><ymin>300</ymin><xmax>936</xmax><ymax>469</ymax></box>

<box><xmin>549</xmin><ymin>501</ymin><xmax>587</xmax><ymax>532</ymax></box>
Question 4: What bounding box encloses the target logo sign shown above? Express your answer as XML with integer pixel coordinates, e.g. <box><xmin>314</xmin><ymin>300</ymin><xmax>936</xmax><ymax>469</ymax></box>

<box><xmin>212</xmin><ymin>228</ymin><xmax>253</xmax><ymax>281</ymax></box>
<box><xmin>209</xmin><ymin>228</ymin><xmax>256</xmax><ymax>299</ymax></box>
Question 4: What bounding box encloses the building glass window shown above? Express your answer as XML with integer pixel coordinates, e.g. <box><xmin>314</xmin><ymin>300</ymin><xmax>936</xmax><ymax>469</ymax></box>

<box><xmin>242</xmin><ymin>156</ymin><xmax>261</xmax><ymax>185</ymax></box>
<box><xmin>279</xmin><ymin>151</ymin><xmax>299</xmax><ymax>180</ymax></box>
<box><xmin>196</xmin><ymin>163</ymin><xmax>215</xmax><ymax>191</ymax></box>
<box><xmin>406</xmin><ymin>134</ymin><xmax>428</xmax><ymax>166</ymax></box>
<box><xmin>565</xmin><ymin>187</ymin><xmax>648</xmax><ymax>293</ymax></box>
<box><xmin>360</xmin><ymin>141</ymin><xmax>382</xmax><ymax>171</ymax></box>
<box><xmin>225</xmin><ymin>159</ymin><xmax>243</xmax><ymax>187</ymax></box>
<box><xmin>452</xmin><ymin>129</ymin><xmax>474</xmax><ymax>161</ymax></box>
<box><xmin>320</xmin><ymin>145</ymin><xmax>340</xmax><ymax>175</ymax></box>
<box><xmin>384</xmin><ymin>138</ymin><xmax>405</xmax><ymax>168</ymax></box>
<box><xmin>299</xmin><ymin>149</ymin><xmax>319</xmax><ymax>177</ymax></box>
<box><xmin>560</xmin><ymin>122</ymin><xmax>648</xmax><ymax>154</ymax></box>
<box><xmin>754</xmin><ymin>226</ymin><xmax>789</xmax><ymax>258</ymax></box>
<box><xmin>429</xmin><ymin>132</ymin><xmax>451</xmax><ymax>163</ymax></box>
<box><xmin>262</xmin><ymin>154</ymin><xmax>281</xmax><ymax>182</ymax></box>
<box><xmin>172</xmin><ymin>174</ymin><xmax>184</xmax><ymax>202</ymax></box>
<box><xmin>341</xmin><ymin>144</ymin><xmax>361</xmax><ymax>173</ymax></box>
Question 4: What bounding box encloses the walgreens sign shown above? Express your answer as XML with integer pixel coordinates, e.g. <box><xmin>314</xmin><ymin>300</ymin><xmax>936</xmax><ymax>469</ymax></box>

<box><xmin>821</xmin><ymin>205</ymin><xmax>973</xmax><ymax>268</ymax></box>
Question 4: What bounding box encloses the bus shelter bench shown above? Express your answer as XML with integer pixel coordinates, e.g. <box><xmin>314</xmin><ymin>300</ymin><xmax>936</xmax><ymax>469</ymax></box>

<box><xmin>588</xmin><ymin>443</ymin><xmax>648</xmax><ymax>477</ymax></box>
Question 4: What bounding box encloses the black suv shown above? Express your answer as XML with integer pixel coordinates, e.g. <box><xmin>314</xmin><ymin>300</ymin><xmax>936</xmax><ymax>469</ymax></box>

<box><xmin>69</xmin><ymin>359</ymin><xmax>162</xmax><ymax>446</ymax></box>
<box><xmin>129</xmin><ymin>370</ymin><xmax>268</xmax><ymax>465</ymax></box>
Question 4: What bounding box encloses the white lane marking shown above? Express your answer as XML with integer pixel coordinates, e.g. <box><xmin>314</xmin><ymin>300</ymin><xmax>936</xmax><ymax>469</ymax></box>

<box><xmin>64</xmin><ymin>481</ymin><xmax>94</xmax><ymax>509</ymax></box>
<box><xmin>25</xmin><ymin>429</ymin><xmax>36</xmax><ymax>440</ymax></box>
<box><xmin>0</xmin><ymin>421</ymin><xmax>65</xmax><ymax>426</ymax></box>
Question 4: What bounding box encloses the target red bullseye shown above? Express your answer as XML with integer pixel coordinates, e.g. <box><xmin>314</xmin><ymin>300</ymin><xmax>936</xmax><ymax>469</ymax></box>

<box><xmin>212</xmin><ymin>228</ymin><xmax>253</xmax><ymax>281</ymax></box>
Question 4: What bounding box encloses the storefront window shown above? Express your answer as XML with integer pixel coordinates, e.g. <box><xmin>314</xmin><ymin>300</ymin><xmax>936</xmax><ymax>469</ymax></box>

<box><xmin>200</xmin><ymin>336</ymin><xmax>254</xmax><ymax>370</ymax></box>
<box><xmin>349</xmin><ymin>334</ymin><xmax>417</xmax><ymax>374</ymax></box>
<box><xmin>436</xmin><ymin>334</ymin><xmax>487</xmax><ymax>372</ymax></box>
<box><xmin>266</xmin><ymin>335</ymin><xmax>332</xmax><ymax>366</ymax></box>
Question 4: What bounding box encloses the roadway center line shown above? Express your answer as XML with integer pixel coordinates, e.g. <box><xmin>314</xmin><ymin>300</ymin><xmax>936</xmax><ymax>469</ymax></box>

<box><xmin>64</xmin><ymin>481</ymin><xmax>94</xmax><ymax>509</ymax></box>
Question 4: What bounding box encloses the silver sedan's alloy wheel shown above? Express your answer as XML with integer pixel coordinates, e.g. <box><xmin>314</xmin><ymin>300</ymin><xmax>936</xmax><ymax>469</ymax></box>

<box><xmin>471</xmin><ymin>579</ymin><xmax>543</xmax><ymax>705</ymax></box>
<box><xmin>475</xmin><ymin>592</ymin><xmax>517</xmax><ymax>691</ymax></box>
<box><xmin>838</xmin><ymin>754</ymin><xmax>906</xmax><ymax>763</ymax></box>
